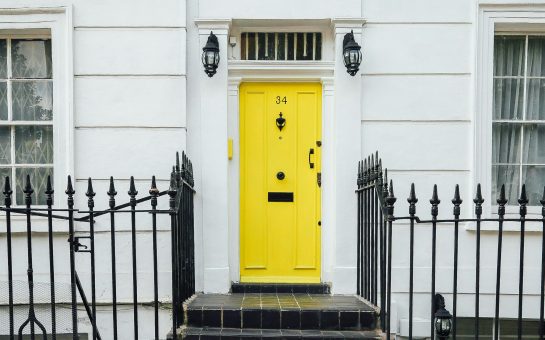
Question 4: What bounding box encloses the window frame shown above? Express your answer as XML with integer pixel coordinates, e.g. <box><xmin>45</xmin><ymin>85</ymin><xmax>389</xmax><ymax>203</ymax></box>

<box><xmin>0</xmin><ymin>34</ymin><xmax>55</xmax><ymax>205</ymax></box>
<box><xmin>0</xmin><ymin>7</ymin><xmax>73</xmax><ymax>216</ymax></box>
<box><xmin>477</xmin><ymin>6</ymin><xmax>545</xmax><ymax>220</ymax></box>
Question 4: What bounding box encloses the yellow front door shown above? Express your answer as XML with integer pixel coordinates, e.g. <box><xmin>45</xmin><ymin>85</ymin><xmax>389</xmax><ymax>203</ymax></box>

<box><xmin>240</xmin><ymin>82</ymin><xmax>321</xmax><ymax>283</ymax></box>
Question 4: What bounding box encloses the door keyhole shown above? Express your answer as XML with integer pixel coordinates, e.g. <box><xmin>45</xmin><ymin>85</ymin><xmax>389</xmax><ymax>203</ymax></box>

<box><xmin>276</xmin><ymin>171</ymin><xmax>285</xmax><ymax>180</ymax></box>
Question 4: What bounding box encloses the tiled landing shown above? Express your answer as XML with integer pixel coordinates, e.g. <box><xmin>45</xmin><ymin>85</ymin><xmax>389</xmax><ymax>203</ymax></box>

<box><xmin>182</xmin><ymin>293</ymin><xmax>380</xmax><ymax>339</ymax></box>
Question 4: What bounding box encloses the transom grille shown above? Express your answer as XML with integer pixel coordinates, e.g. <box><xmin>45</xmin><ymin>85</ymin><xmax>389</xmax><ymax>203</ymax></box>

<box><xmin>241</xmin><ymin>32</ymin><xmax>322</xmax><ymax>61</ymax></box>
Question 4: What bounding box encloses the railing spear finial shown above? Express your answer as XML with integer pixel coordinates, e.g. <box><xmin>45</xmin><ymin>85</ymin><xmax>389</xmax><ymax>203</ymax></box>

<box><xmin>452</xmin><ymin>184</ymin><xmax>462</xmax><ymax>217</ymax></box>
<box><xmin>496</xmin><ymin>184</ymin><xmax>507</xmax><ymax>216</ymax></box>
<box><xmin>408</xmin><ymin>183</ymin><xmax>418</xmax><ymax>216</ymax></box>
<box><xmin>4</xmin><ymin>176</ymin><xmax>12</xmax><ymax>206</ymax></box>
<box><xmin>430</xmin><ymin>184</ymin><xmax>440</xmax><ymax>217</ymax></box>
<box><xmin>128</xmin><ymin>176</ymin><xmax>138</xmax><ymax>204</ymax></box>
<box><xmin>385</xmin><ymin>179</ymin><xmax>397</xmax><ymax>221</ymax></box>
<box><xmin>518</xmin><ymin>184</ymin><xmax>528</xmax><ymax>217</ymax></box>
<box><xmin>474</xmin><ymin>183</ymin><xmax>484</xmax><ymax>216</ymax></box>
<box><xmin>86</xmin><ymin>178</ymin><xmax>96</xmax><ymax>209</ymax></box>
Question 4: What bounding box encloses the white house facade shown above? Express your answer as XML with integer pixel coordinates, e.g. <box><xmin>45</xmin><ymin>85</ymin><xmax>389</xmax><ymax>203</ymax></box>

<box><xmin>0</xmin><ymin>0</ymin><xmax>544</xmax><ymax>339</ymax></box>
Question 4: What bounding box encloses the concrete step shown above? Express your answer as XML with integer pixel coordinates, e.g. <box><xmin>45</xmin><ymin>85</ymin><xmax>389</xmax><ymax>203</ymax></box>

<box><xmin>181</xmin><ymin>327</ymin><xmax>382</xmax><ymax>339</ymax></box>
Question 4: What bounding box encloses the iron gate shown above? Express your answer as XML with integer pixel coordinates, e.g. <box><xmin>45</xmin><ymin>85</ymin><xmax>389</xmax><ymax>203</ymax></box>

<box><xmin>1</xmin><ymin>152</ymin><xmax>195</xmax><ymax>340</ymax></box>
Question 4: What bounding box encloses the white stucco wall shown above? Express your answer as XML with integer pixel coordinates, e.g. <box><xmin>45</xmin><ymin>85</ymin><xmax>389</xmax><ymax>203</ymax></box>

<box><xmin>0</xmin><ymin>1</ymin><xmax>187</xmax><ymax>338</ymax></box>
<box><xmin>0</xmin><ymin>0</ymin><xmax>543</xmax><ymax>338</ymax></box>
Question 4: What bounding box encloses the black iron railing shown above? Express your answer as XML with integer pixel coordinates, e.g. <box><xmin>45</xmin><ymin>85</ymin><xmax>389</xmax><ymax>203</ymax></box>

<box><xmin>357</xmin><ymin>152</ymin><xmax>545</xmax><ymax>340</ymax></box>
<box><xmin>2</xmin><ymin>151</ymin><xmax>195</xmax><ymax>340</ymax></box>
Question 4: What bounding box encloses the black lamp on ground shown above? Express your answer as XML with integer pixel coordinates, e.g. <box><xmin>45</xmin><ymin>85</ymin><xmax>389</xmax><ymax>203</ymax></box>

<box><xmin>202</xmin><ymin>31</ymin><xmax>220</xmax><ymax>77</ymax></box>
<box><xmin>342</xmin><ymin>30</ymin><xmax>362</xmax><ymax>76</ymax></box>
<box><xmin>434</xmin><ymin>294</ymin><xmax>453</xmax><ymax>340</ymax></box>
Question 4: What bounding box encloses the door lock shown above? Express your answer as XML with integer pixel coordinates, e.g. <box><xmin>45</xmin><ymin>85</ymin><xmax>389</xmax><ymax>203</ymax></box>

<box><xmin>276</xmin><ymin>171</ymin><xmax>285</xmax><ymax>180</ymax></box>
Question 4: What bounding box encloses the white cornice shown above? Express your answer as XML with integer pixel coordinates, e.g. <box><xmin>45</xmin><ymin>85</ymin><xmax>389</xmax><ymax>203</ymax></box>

<box><xmin>331</xmin><ymin>17</ymin><xmax>366</xmax><ymax>29</ymax></box>
<box><xmin>228</xmin><ymin>60</ymin><xmax>334</xmax><ymax>80</ymax></box>
<box><xmin>194</xmin><ymin>18</ymin><xmax>232</xmax><ymax>32</ymax></box>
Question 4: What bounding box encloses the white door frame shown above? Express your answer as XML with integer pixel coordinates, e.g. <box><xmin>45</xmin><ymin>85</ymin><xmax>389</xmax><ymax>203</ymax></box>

<box><xmin>226</xmin><ymin>60</ymin><xmax>336</xmax><ymax>284</ymax></box>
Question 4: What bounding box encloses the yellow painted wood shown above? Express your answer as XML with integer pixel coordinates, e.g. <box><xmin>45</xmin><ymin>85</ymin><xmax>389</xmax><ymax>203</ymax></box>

<box><xmin>240</xmin><ymin>83</ymin><xmax>322</xmax><ymax>283</ymax></box>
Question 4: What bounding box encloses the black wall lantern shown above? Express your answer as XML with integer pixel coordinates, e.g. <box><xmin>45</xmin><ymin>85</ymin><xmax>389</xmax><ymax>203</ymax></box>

<box><xmin>343</xmin><ymin>30</ymin><xmax>362</xmax><ymax>76</ymax></box>
<box><xmin>434</xmin><ymin>294</ymin><xmax>453</xmax><ymax>340</ymax></box>
<box><xmin>202</xmin><ymin>31</ymin><xmax>220</xmax><ymax>77</ymax></box>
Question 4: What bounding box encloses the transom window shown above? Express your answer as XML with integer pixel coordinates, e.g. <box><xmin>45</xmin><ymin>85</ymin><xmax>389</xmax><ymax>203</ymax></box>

<box><xmin>240</xmin><ymin>32</ymin><xmax>322</xmax><ymax>61</ymax></box>
<box><xmin>492</xmin><ymin>35</ymin><xmax>545</xmax><ymax>206</ymax></box>
<box><xmin>0</xmin><ymin>38</ymin><xmax>53</xmax><ymax>205</ymax></box>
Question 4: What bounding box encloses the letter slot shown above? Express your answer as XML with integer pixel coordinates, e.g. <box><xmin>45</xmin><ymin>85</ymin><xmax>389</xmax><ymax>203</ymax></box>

<box><xmin>268</xmin><ymin>192</ymin><xmax>294</xmax><ymax>202</ymax></box>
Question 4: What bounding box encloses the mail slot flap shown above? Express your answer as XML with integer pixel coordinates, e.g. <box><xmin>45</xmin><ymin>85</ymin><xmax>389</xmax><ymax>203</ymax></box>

<box><xmin>268</xmin><ymin>192</ymin><xmax>294</xmax><ymax>202</ymax></box>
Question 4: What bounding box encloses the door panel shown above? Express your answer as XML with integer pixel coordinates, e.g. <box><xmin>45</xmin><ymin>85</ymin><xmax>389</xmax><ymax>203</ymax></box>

<box><xmin>240</xmin><ymin>83</ymin><xmax>321</xmax><ymax>283</ymax></box>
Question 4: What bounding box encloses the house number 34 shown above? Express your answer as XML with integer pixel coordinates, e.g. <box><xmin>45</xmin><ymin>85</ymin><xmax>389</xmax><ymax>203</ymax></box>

<box><xmin>275</xmin><ymin>96</ymin><xmax>287</xmax><ymax>104</ymax></box>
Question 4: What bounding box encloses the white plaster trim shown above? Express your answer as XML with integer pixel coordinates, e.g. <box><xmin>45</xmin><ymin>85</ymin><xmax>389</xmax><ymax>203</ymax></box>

<box><xmin>226</xmin><ymin>70</ymin><xmax>336</xmax><ymax>284</ymax></box>
<box><xmin>331</xmin><ymin>17</ymin><xmax>366</xmax><ymax>34</ymax></box>
<box><xmin>228</xmin><ymin>61</ymin><xmax>334</xmax><ymax>80</ymax></box>
<box><xmin>194</xmin><ymin>18</ymin><xmax>232</xmax><ymax>31</ymax></box>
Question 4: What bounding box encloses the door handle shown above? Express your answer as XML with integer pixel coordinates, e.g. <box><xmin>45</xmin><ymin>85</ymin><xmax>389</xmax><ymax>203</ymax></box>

<box><xmin>308</xmin><ymin>148</ymin><xmax>315</xmax><ymax>169</ymax></box>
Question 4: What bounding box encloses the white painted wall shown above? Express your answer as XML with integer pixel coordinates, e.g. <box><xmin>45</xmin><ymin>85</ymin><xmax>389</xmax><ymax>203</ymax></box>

<box><xmin>0</xmin><ymin>0</ymin><xmax>543</xmax><ymax>339</ymax></box>
<box><xmin>0</xmin><ymin>1</ymin><xmax>187</xmax><ymax>338</ymax></box>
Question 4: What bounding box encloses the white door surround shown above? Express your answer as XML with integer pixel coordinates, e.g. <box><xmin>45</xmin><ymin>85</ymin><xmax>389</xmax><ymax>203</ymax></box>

<box><xmin>195</xmin><ymin>18</ymin><xmax>364</xmax><ymax>294</ymax></box>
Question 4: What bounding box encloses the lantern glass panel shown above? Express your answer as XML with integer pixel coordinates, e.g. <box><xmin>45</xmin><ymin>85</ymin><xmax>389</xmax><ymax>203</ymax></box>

<box><xmin>435</xmin><ymin>317</ymin><xmax>452</xmax><ymax>336</ymax></box>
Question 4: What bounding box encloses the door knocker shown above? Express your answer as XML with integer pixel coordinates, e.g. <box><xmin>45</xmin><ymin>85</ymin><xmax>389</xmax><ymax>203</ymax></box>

<box><xmin>276</xmin><ymin>113</ymin><xmax>286</xmax><ymax>131</ymax></box>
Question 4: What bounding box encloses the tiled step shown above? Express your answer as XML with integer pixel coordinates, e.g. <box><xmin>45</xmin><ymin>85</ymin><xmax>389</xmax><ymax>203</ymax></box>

<box><xmin>184</xmin><ymin>293</ymin><xmax>378</xmax><ymax>331</ymax></box>
<box><xmin>181</xmin><ymin>327</ymin><xmax>382</xmax><ymax>339</ymax></box>
<box><xmin>231</xmin><ymin>283</ymin><xmax>331</xmax><ymax>294</ymax></box>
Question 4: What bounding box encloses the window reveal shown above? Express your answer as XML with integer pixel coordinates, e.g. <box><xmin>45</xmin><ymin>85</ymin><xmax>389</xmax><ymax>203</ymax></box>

<box><xmin>0</xmin><ymin>38</ymin><xmax>53</xmax><ymax>205</ymax></box>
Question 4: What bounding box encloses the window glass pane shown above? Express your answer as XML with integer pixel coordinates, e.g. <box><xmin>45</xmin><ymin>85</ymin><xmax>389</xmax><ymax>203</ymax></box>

<box><xmin>12</xmin><ymin>81</ymin><xmax>53</xmax><ymax>121</ymax></box>
<box><xmin>454</xmin><ymin>317</ymin><xmax>493</xmax><ymax>338</ymax></box>
<box><xmin>11</xmin><ymin>39</ymin><xmax>52</xmax><ymax>79</ymax></box>
<box><xmin>0</xmin><ymin>168</ymin><xmax>10</xmax><ymax>185</ymax></box>
<box><xmin>276</xmin><ymin>33</ymin><xmax>286</xmax><ymax>60</ymax></box>
<box><xmin>15</xmin><ymin>126</ymin><xmax>53</xmax><ymax>164</ymax></box>
<box><xmin>0</xmin><ymin>81</ymin><xmax>7</xmax><ymax>120</ymax></box>
<box><xmin>526</xmin><ymin>79</ymin><xmax>545</xmax><ymax>120</ymax></box>
<box><xmin>493</xmin><ymin>78</ymin><xmax>524</xmax><ymax>120</ymax></box>
<box><xmin>315</xmin><ymin>33</ymin><xmax>322</xmax><ymax>60</ymax></box>
<box><xmin>241</xmin><ymin>33</ymin><xmax>247</xmax><ymax>60</ymax></box>
<box><xmin>0</xmin><ymin>39</ymin><xmax>6</xmax><ymax>78</ymax></box>
<box><xmin>522</xmin><ymin>124</ymin><xmax>545</xmax><ymax>164</ymax></box>
<box><xmin>499</xmin><ymin>319</ymin><xmax>541</xmax><ymax>337</ymax></box>
<box><xmin>266</xmin><ymin>33</ymin><xmax>275</xmax><ymax>61</ymax></box>
<box><xmin>0</xmin><ymin>126</ymin><xmax>10</xmax><ymax>164</ymax></box>
<box><xmin>257</xmin><ymin>33</ymin><xmax>266</xmax><ymax>60</ymax></box>
<box><xmin>492</xmin><ymin>165</ymin><xmax>520</xmax><ymax>204</ymax></box>
<box><xmin>287</xmin><ymin>33</ymin><xmax>294</xmax><ymax>60</ymax></box>
<box><xmin>247</xmin><ymin>33</ymin><xmax>256</xmax><ymax>61</ymax></box>
<box><xmin>296</xmin><ymin>33</ymin><xmax>305</xmax><ymax>60</ymax></box>
<box><xmin>494</xmin><ymin>36</ymin><xmax>525</xmax><ymax>77</ymax></box>
<box><xmin>528</xmin><ymin>36</ymin><xmax>545</xmax><ymax>77</ymax></box>
<box><xmin>522</xmin><ymin>165</ymin><xmax>545</xmax><ymax>205</ymax></box>
<box><xmin>15</xmin><ymin>167</ymin><xmax>52</xmax><ymax>205</ymax></box>
<box><xmin>492</xmin><ymin>123</ymin><xmax>521</xmax><ymax>163</ymax></box>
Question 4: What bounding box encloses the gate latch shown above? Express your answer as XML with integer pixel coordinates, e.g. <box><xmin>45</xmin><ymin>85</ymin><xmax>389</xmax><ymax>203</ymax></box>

<box><xmin>73</xmin><ymin>236</ymin><xmax>91</xmax><ymax>253</ymax></box>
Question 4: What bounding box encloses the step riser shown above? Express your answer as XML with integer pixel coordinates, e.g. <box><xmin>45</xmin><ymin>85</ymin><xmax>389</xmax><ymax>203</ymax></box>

<box><xmin>231</xmin><ymin>283</ymin><xmax>331</xmax><ymax>294</ymax></box>
<box><xmin>182</xmin><ymin>328</ymin><xmax>382</xmax><ymax>339</ymax></box>
<box><xmin>187</xmin><ymin>309</ymin><xmax>376</xmax><ymax>331</ymax></box>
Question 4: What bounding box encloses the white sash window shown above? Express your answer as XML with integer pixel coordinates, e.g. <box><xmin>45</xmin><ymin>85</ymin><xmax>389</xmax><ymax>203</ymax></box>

<box><xmin>493</xmin><ymin>35</ymin><xmax>545</xmax><ymax>206</ymax></box>
<box><xmin>0</xmin><ymin>37</ymin><xmax>53</xmax><ymax>205</ymax></box>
